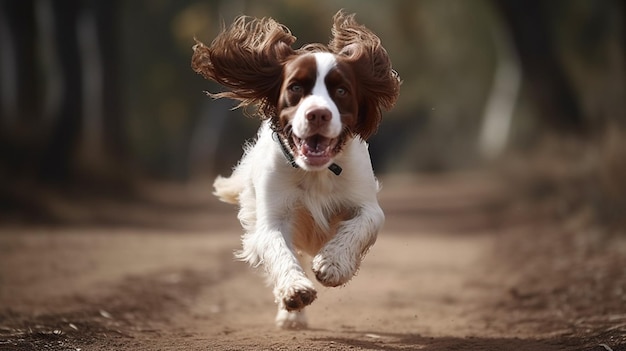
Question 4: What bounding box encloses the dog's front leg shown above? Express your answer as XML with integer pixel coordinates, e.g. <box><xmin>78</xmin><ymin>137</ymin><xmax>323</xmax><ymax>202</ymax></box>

<box><xmin>312</xmin><ymin>202</ymin><xmax>384</xmax><ymax>287</ymax></box>
<box><xmin>255</xmin><ymin>224</ymin><xmax>317</xmax><ymax>311</ymax></box>
<box><xmin>248</xmin><ymin>224</ymin><xmax>317</xmax><ymax>329</ymax></box>
<box><xmin>237</xmin><ymin>184</ymin><xmax>317</xmax><ymax>327</ymax></box>
<box><xmin>240</xmin><ymin>225</ymin><xmax>318</xmax><ymax>307</ymax></box>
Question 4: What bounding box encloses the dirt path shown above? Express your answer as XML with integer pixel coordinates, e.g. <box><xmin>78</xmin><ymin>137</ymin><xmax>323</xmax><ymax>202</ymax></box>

<box><xmin>1</xmin><ymin>174</ymin><xmax>624</xmax><ymax>350</ymax></box>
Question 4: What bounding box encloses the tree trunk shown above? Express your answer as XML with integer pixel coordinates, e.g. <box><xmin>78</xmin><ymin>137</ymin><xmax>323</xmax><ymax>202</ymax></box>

<box><xmin>38</xmin><ymin>0</ymin><xmax>83</xmax><ymax>183</ymax></box>
<box><xmin>496</xmin><ymin>0</ymin><xmax>586</xmax><ymax>134</ymax></box>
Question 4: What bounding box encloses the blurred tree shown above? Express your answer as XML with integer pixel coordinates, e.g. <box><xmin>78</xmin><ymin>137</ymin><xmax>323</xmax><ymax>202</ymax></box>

<box><xmin>495</xmin><ymin>0</ymin><xmax>586</xmax><ymax>134</ymax></box>
<box><xmin>0</xmin><ymin>0</ymin><xmax>41</xmax><ymax>177</ymax></box>
<box><xmin>0</xmin><ymin>0</ymin><xmax>129</xmax><ymax>189</ymax></box>
<box><xmin>93</xmin><ymin>0</ymin><xmax>128</xmax><ymax>171</ymax></box>
<box><xmin>38</xmin><ymin>0</ymin><xmax>83</xmax><ymax>183</ymax></box>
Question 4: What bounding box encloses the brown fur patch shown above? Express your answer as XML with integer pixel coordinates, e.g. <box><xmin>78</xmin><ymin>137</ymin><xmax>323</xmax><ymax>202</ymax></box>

<box><xmin>291</xmin><ymin>207</ymin><xmax>354</xmax><ymax>256</ymax></box>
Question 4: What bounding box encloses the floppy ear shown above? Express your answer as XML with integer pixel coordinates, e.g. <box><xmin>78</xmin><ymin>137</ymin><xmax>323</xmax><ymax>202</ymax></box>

<box><xmin>329</xmin><ymin>11</ymin><xmax>401</xmax><ymax>140</ymax></box>
<box><xmin>191</xmin><ymin>16</ymin><xmax>296</xmax><ymax>119</ymax></box>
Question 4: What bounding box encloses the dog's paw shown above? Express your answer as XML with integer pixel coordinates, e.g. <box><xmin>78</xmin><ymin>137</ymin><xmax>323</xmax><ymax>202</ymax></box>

<box><xmin>283</xmin><ymin>286</ymin><xmax>317</xmax><ymax>311</ymax></box>
<box><xmin>311</xmin><ymin>249</ymin><xmax>359</xmax><ymax>287</ymax></box>
<box><xmin>276</xmin><ymin>279</ymin><xmax>317</xmax><ymax>311</ymax></box>
<box><xmin>275</xmin><ymin>309</ymin><xmax>308</xmax><ymax>329</ymax></box>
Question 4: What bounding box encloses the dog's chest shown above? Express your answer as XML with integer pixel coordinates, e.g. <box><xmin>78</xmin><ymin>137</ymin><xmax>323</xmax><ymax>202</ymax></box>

<box><xmin>290</xmin><ymin>176</ymin><xmax>354</xmax><ymax>255</ymax></box>
<box><xmin>293</xmin><ymin>170</ymin><xmax>345</xmax><ymax>207</ymax></box>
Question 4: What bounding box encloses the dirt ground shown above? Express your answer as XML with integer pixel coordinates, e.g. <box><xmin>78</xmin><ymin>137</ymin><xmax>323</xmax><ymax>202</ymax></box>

<box><xmin>1</xmin><ymin>173</ymin><xmax>625</xmax><ymax>351</ymax></box>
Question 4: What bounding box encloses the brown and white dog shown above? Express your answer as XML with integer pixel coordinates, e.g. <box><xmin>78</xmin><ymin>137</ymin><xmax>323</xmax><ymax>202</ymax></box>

<box><xmin>191</xmin><ymin>10</ymin><xmax>400</xmax><ymax>329</ymax></box>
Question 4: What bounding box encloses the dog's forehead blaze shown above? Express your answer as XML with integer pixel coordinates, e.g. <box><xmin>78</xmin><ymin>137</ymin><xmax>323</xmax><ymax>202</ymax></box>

<box><xmin>278</xmin><ymin>53</ymin><xmax>361</xmax><ymax>132</ymax></box>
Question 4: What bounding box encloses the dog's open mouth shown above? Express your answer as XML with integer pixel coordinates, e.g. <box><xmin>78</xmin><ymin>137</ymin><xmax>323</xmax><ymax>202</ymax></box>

<box><xmin>292</xmin><ymin>134</ymin><xmax>338</xmax><ymax>167</ymax></box>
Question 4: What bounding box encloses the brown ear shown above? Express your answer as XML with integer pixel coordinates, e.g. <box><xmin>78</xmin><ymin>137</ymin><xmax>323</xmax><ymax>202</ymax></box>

<box><xmin>191</xmin><ymin>16</ymin><xmax>296</xmax><ymax>119</ymax></box>
<box><xmin>329</xmin><ymin>11</ymin><xmax>401</xmax><ymax>139</ymax></box>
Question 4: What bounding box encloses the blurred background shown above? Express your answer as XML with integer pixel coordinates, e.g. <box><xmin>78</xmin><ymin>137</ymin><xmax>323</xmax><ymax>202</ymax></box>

<box><xmin>0</xmin><ymin>0</ymin><xmax>624</xmax><ymax>231</ymax></box>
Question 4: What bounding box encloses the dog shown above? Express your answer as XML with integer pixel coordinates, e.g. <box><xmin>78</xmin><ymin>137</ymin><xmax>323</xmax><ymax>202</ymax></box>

<box><xmin>191</xmin><ymin>10</ymin><xmax>400</xmax><ymax>329</ymax></box>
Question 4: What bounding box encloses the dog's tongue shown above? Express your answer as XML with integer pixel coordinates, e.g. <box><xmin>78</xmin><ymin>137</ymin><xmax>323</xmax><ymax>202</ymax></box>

<box><xmin>300</xmin><ymin>136</ymin><xmax>334</xmax><ymax>166</ymax></box>
<box><xmin>304</xmin><ymin>135</ymin><xmax>331</xmax><ymax>153</ymax></box>
<box><xmin>293</xmin><ymin>134</ymin><xmax>336</xmax><ymax>167</ymax></box>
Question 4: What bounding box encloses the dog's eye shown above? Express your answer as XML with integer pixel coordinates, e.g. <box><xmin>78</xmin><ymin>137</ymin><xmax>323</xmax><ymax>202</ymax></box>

<box><xmin>289</xmin><ymin>84</ymin><xmax>303</xmax><ymax>93</ymax></box>
<box><xmin>336</xmin><ymin>87</ymin><xmax>347</xmax><ymax>96</ymax></box>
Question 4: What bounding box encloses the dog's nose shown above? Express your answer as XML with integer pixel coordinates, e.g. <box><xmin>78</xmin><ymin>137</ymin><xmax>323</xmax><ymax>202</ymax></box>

<box><xmin>305</xmin><ymin>108</ymin><xmax>332</xmax><ymax>125</ymax></box>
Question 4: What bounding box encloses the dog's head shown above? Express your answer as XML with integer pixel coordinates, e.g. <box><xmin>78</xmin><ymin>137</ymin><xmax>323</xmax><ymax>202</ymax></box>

<box><xmin>192</xmin><ymin>11</ymin><xmax>400</xmax><ymax>171</ymax></box>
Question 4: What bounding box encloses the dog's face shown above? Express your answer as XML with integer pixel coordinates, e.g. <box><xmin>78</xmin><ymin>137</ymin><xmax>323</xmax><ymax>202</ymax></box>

<box><xmin>276</xmin><ymin>53</ymin><xmax>359</xmax><ymax>170</ymax></box>
<box><xmin>191</xmin><ymin>11</ymin><xmax>400</xmax><ymax>170</ymax></box>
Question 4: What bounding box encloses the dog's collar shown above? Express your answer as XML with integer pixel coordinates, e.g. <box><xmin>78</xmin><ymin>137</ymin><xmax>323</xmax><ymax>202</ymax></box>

<box><xmin>272</xmin><ymin>131</ymin><xmax>342</xmax><ymax>176</ymax></box>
